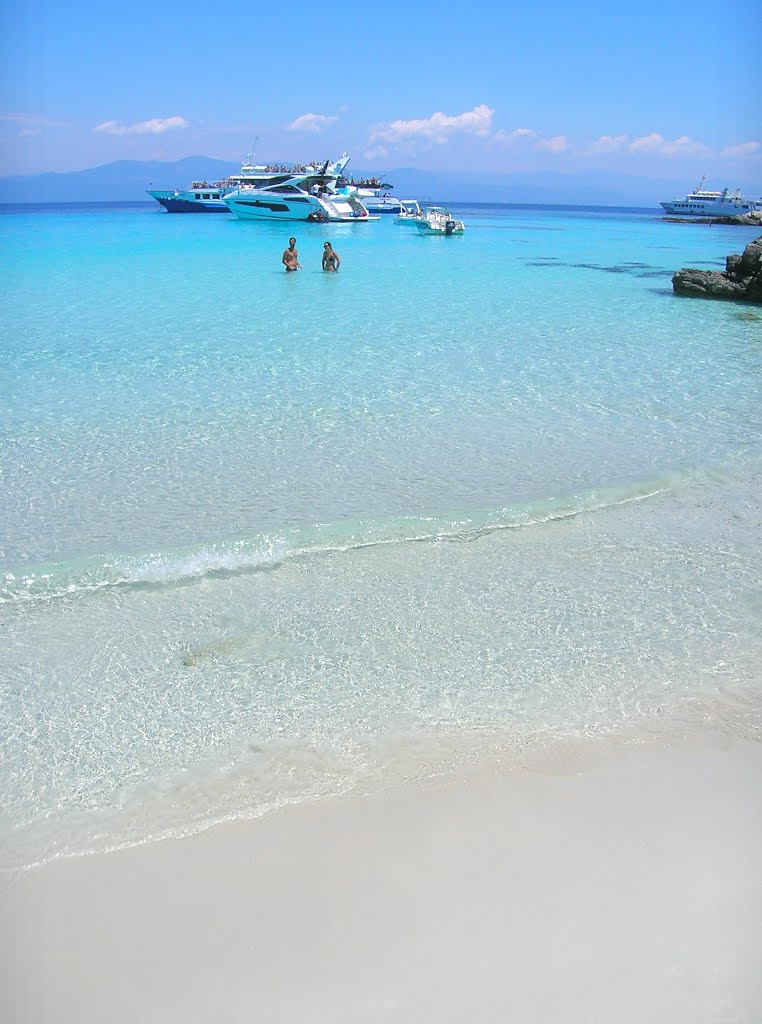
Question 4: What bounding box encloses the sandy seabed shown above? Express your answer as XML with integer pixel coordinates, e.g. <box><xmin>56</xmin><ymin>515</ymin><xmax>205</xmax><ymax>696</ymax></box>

<box><xmin>2</xmin><ymin>739</ymin><xmax>761</xmax><ymax>1023</ymax></box>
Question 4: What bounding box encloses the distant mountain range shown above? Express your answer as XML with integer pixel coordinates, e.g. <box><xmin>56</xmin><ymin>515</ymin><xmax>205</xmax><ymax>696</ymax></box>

<box><xmin>0</xmin><ymin>155</ymin><xmax>675</xmax><ymax>207</ymax></box>
<box><xmin>0</xmin><ymin>157</ymin><xmax>235</xmax><ymax>204</ymax></box>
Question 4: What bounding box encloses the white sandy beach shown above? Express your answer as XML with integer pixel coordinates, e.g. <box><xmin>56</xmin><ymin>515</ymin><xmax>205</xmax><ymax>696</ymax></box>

<box><xmin>3</xmin><ymin>738</ymin><xmax>761</xmax><ymax>1023</ymax></box>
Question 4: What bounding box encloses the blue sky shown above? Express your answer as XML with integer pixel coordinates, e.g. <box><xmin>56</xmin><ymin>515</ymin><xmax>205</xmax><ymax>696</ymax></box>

<box><xmin>2</xmin><ymin>0</ymin><xmax>760</xmax><ymax>190</ymax></box>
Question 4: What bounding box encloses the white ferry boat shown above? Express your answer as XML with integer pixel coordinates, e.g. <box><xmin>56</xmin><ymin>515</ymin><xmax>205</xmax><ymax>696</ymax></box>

<box><xmin>660</xmin><ymin>177</ymin><xmax>761</xmax><ymax>217</ymax></box>
<box><xmin>223</xmin><ymin>155</ymin><xmax>377</xmax><ymax>222</ymax></box>
<box><xmin>147</xmin><ymin>154</ymin><xmax>273</xmax><ymax>212</ymax></box>
<box><xmin>148</xmin><ymin>181</ymin><xmax>232</xmax><ymax>212</ymax></box>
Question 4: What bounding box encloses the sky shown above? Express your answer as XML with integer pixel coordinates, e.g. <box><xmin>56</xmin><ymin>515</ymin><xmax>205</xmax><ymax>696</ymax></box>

<box><xmin>2</xmin><ymin>0</ymin><xmax>760</xmax><ymax>192</ymax></box>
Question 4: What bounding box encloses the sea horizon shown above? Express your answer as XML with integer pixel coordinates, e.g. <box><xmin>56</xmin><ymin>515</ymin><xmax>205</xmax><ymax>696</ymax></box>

<box><xmin>0</xmin><ymin>198</ymin><xmax>665</xmax><ymax>215</ymax></box>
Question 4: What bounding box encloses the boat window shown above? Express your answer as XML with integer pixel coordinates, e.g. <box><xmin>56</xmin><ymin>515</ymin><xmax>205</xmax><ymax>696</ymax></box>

<box><xmin>213</xmin><ymin>194</ymin><xmax>220</xmax><ymax>200</ymax></box>
<box><xmin>249</xmin><ymin>175</ymin><xmax>292</xmax><ymax>187</ymax></box>
<box><xmin>194</xmin><ymin>194</ymin><xmax>201</xmax><ymax>199</ymax></box>
<box><xmin>235</xmin><ymin>200</ymin><xmax>290</xmax><ymax>212</ymax></box>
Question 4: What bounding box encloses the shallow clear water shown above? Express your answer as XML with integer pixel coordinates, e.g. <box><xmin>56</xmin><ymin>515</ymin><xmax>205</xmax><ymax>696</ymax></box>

<box><xmin>2</xmin><ymin>201</ymin><xmax>761</xmax><ymax>866</ymax></box>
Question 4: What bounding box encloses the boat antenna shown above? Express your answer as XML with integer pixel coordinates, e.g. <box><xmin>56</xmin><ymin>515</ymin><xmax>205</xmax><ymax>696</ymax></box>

<box><xmin>244</xmin><ymin>136</ymin><xmax>259</xmax><ymax>165</ymax></box>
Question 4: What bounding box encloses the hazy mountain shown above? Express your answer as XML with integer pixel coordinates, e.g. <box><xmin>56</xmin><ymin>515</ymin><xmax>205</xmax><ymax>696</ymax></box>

<box><xmin>0</xmin><ymin>157</ymin><xmax>235</xmax><ymax>204</ymax></box>
<box><xmin>377</xmin><ymin>168</ymin><xmax>663</xmax><ymax>208</ymax></box>
<box><xmin>0</xmin><ymin>156</ymin><xmax>669</xmax><ymax>207</ymax></box>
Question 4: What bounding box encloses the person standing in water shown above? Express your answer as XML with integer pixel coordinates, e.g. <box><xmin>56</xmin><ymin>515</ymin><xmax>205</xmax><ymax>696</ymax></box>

<box><xmin>282</xmin><ymin>237</ymin><xmax>301</xmax><ymax>272</ymax></box>
<box><xmin>322</xmin><ymin>241</ymin><xmax>341</xmax><ymax>272</ymax></box>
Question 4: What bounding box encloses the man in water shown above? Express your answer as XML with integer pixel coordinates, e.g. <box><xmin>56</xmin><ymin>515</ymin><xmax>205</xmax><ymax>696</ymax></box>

<box><xmin>282</xmin><ymin>237</ymin><xmax>301</xmax><ymax>272</ymax></box>
<box><xmin>322</xmin><ymin>241</ymin><xmax>341</xmax><ymax>272</ymax></box>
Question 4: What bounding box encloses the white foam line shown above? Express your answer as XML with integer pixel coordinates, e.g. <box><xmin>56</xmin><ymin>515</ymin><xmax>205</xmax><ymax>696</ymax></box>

<box><xmin>0</xmin><ymin>488</ymin><xmax>670</xmax><ymax>605</ymax></box>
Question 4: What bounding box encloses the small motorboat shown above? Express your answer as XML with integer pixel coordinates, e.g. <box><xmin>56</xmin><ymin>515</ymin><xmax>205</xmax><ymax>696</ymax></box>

<box><xmin>412</xmin><ymin>206</ymin><xmax>465</xmax><ymax>235</ymax></box>
<box><xmin>394</xmin><ymin>199</ymin><xmax>424</xmax><ymax>224</ymax></box>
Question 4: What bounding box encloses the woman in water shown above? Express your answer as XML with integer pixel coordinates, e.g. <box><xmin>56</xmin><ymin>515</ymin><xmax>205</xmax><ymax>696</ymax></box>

<box><xmin>322</xmin><ymin>242</ymin><xmax>341</xmax><ymax>272</ymax></box>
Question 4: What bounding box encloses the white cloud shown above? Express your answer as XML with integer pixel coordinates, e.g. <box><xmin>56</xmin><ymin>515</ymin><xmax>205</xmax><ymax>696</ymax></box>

<box><xmin>590</xmin><ymin>134</ymin><xmax>630</xmax><ymax>153</ymax></box>
<box><xmin>721</xmin><ymin>140</ymin><xmax>760</xmax><ymax>158</ymax></box>
<box><xmin>286</xmin><ymin>112</ymin><xmax>338</xmax><ymax>134</ymax></box>
<box><xmin>363</xmin><ymin>145</ymin><xmax>389</xmax><ymax>162</ymax></box>
<box><xmin>94</xmin><ymin>116</ymin><xmax>189</xmax><ymax>136</ymax></box>
<box><xmin>493</xmin><ymin>127</ymin><xmax>536</xmax><ymax>144</ymax></box>
<box><xmin>492</xmin><ymin>127</ymin><xmax>568</xmax><ymax>154</ymax></box>
<box><xmin>628</xmin><ymin>132</ymin><xmax>708</xmax><ymax>157</ymax></box>
<box><xmin>369</xmin><ymin>104</ymin><xmax>494</xmax><ymax>147</ymax></box>
<box><xmin>537</xmin><ymin>135</ymin><xmax>568</xmax><ymax>153</ymax></box>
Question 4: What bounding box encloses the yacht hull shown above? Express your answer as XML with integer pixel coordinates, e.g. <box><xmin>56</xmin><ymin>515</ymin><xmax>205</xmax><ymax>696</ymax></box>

<box><xmin>149</xmin><ymin>192</ymin><xmax>230</xmax><ymax>213</ymax></box>
<box><xmin>360</xmin><ymin>195</ymin><xmax>403</xmax><ymax>214</ymax></box>
<box><xmin>659</xmin><ymin>200</ymin><xmax>757</xmax><ymax>217</ymax></box>
<box><xmin>224</xmin><ymin>192</ymin><xmax>376</xmax><ymax>222</ymax></box>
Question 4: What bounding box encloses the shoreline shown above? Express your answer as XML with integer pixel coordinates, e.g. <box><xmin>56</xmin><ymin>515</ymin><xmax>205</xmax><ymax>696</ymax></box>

<box><xmin>3</xmin><ymin>736</ymin><xmax>761</xmax><ymax>1022</ymax></box>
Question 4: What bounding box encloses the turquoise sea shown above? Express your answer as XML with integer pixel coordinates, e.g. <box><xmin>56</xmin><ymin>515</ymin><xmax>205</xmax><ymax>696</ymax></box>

<box><xmin>1</xmin><ymin>201</ymin><xmax>761</xmax><ymax>868</ymax></box>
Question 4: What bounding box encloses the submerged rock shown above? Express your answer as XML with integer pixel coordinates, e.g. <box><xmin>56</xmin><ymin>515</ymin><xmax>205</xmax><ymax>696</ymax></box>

<box><xmin>672</xmin><ymin>236</ymin><xmax>762</xmax><ymax>303</ymax></box>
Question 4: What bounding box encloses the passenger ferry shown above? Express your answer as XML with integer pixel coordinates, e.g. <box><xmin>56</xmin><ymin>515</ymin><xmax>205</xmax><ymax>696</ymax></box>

<box><xmin>148</xmin><ymin>155</ymin><xmax>262</xmax><ymax>212</ymax></box>
<box><xmin>660</xmin><ymin>177</ymin><xmax>761</xmax><ymax>217</ymax></box>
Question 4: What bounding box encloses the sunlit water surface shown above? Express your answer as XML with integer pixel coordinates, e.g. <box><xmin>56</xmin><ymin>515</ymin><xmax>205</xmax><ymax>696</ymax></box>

<box><xmin>1</xmin><ymin>202</ymin><xmax>760</xmax><ymax>866</ymax></box>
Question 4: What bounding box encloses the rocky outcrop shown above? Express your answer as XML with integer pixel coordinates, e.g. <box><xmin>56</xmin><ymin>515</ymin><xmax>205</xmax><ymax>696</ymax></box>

<box><xmin>672</xmin><ymin>236</ymin><xmax>762</xmax><ymax>302</ymax></box>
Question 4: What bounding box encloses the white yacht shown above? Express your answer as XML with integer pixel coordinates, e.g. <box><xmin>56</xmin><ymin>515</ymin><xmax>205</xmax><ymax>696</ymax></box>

<box><xmin>357</xmin><ymin>189</ymin><xmax>404</xmax><ymax>215</ymax></box>
<box><xmin>660</xmin><ymin>177</ymin><xmax>761</xmax><ymax>217</ymax></box>
<box><xmin>223</xmin><ymin>155</ymin><xmax>377</xmax><ymax>222</ymax></box>
<box><xmin>331</xmin><ymin>174</ymin><xmax>404</xmax><ymax>214</ymax></box>
<box><xmin>412</xmin><ymin>206</ymin><xmax>465</xmax><ymax>235</ymax></box>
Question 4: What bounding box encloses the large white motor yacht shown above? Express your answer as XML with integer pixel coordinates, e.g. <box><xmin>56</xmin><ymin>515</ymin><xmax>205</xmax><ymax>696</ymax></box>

<box><xmin>223</xmin><ymin>155</ymin><xmax>377</xmax><ymax>222</ymax></box>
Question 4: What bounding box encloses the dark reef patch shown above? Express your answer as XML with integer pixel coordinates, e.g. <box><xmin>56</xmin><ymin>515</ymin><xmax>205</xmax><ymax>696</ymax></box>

<box><xmin>523</xmin><ymin>259</ymin><xmax>671</xmax><ymax>278</ymax></box>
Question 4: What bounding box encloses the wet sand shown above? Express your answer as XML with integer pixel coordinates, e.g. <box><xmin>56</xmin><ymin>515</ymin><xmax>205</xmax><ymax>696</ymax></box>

<box><xmin>3</xmin><ymin>740</ymin><xmax>761</xmax><ymax>1023</ymax></box>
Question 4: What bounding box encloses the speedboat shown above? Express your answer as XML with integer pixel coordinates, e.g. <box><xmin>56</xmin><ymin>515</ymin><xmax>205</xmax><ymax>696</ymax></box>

<box><xmin>412</xmin><ymin>206</ymin><xmax>465</xmax><ymax>235</ymax></box>
<box><xmin>223</xmin><ymin>155</ymin><xmax>377</xmax><ymax>223</ymax></box>
<box><xmin>394</xmin><ymin>199</ymin><xmax>423</xmax><ymax>223</ymax></box>
<box><xmin>659</xmin><ymin>177</ymin><xmax>761</xmax><ymax>217</ymax></box>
